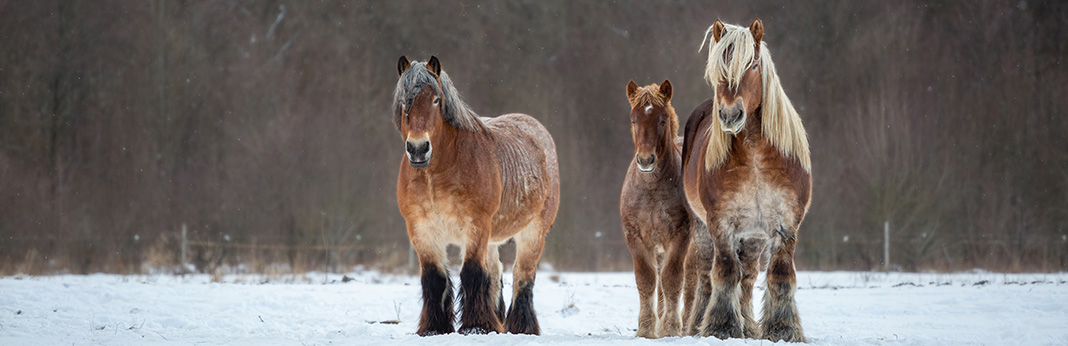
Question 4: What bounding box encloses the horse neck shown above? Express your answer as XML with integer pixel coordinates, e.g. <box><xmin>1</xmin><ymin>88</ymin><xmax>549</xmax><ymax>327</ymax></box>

<box><xmin>733</xmin><ymin>107</ymin><xmax>767</xmax><ymax>146</ymax></box>
<box><xmin>658</xmin><ymin>132</ymin><xmax>681</xmax><ymax>172</ymax></box>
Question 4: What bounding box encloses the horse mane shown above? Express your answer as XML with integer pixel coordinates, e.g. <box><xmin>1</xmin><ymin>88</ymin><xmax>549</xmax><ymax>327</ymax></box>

<box><xmin>627</xmin><ymin>84</ymin><xmax>679</xmax><ymax>138</ymax></box>
<box><xmin>392</xmin><ymin>61</ymin><xmax>486</xmax><ymax>133</ymax></box>
<box><xmin>698</xmin><ymin>23</ymin><xmax>811</xmax><ymax>172</ymax></box>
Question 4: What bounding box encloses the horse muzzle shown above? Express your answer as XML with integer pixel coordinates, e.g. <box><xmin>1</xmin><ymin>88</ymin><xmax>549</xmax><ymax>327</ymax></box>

<box><xmin>635</xmin><ymin>153</ymin><xmax>656</xmax><ymax>172</ymax></box>
<box><xmin>719</xmin><ymin>106</ymin><xmax>746</xmax><ymax>134</ymax></box>
<box><xmin>405</xmin><ymin>139</ymin><xmax>432</xmax><ymax>168</ymax></box>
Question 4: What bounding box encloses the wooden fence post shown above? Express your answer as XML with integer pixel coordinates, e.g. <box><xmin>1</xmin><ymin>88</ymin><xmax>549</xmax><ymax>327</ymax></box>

<box><xmin>180</xmin><ymin>223</ymin><xmax>189</xmax><ymax>275</ymax></box>
<box><xmin>884</xmin><ymin>221</ymin><xmax>890</xmax><ymax>271</ymax></box>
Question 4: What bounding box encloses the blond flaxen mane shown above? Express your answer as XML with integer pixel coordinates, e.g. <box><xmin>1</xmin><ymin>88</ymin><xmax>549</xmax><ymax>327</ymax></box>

<box><xmin>627</xmin><ymin>84</ymin><xmax>679</xmax><ymax>138</ymax></box>
<box><xmin>698</xmin><ymin>23</ymin><xmax>810</xmax><ymax>172</ymax></box>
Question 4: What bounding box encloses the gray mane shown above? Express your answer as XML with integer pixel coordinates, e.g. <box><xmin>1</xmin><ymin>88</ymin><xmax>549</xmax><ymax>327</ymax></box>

<box><xmin>392</xmin><ymin>61</ymin><xmax>485</xmax><ymax>133</ymax></box>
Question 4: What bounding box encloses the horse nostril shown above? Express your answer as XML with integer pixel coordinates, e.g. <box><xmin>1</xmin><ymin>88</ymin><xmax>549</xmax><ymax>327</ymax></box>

<box><xmin>719</xmin><ymin>108</ymin><xmax>743</xmax><ymax>124</ymax></box>
<box><xmin>406</xmin><ymin>141</ymin><xmax>430</xmax><ymax>156</ymax></box>
<box><xmin>637</xmin><ymin>154</ymin><xmax>656</xmax><ymax>167</ymax></box>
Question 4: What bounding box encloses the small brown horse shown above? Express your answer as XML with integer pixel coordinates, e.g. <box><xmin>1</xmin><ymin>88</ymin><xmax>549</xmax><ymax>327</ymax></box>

<box><xmin>619</xmin><ymin>80</ymin><xmax>695</xmax><ymax>338</ymax></box>
<box><xmin>682</xmin><ymin>19</ymin><xmax>812</xmax><ymax>342</ymax></box>
<box><xmin>394</xmin><ymin>56</ymin><xmax>560</xmax><ymax>336</ymax></box>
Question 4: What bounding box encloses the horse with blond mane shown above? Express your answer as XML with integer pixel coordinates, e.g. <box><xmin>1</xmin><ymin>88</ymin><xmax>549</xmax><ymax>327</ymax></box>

<box><xmin>681</xmin><ymin>19</ymin><xmax>811</xmax><ymax>342</ymax></box>
<box><xmin>393</xmin><ymin>56</ymin><xmax>560</xmax><ymax>336</ymax></box>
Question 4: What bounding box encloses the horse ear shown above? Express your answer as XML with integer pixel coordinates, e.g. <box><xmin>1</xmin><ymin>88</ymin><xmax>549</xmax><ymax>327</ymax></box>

<box><xmin>659</xmin><ymin>79</ymin><xmax>672</xmax><ymax>103</ymax></box>
<box><xmin>749</xmin><ymin>18</ymin><xmax>763</xmax><ymax>45</ymax></box>
<box><xmin>427</xmin><ymin>56</ymin><xmax>441</xmax><ymax>77</ymax></box>
<box><xmin>626</xmin><ymin>80</ymin><xmax>638</xmax><ymax>102</ymax></box>
<box><xmin>397</xmin><ymin>56</ymin><xmax>411</xmax><ymax>76</ymax></box>
<box><xmin>712</xmin><ymin>20</ymin><xmax>725</xmax><ymax>43</ymax></box>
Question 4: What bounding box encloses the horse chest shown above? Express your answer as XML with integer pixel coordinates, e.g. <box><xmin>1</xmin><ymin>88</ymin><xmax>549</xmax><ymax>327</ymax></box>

<box><xmin>622</xmin><ymin>181</ymin><xmax>688</xmax><ymax>242</ymax></box>
<box><xmin>403</xmin><ymin>176</ymin><xmax>478</xmax><ymax>245</ymax></box>
<box><xmin>715</xmin><ymin>150</ymin><xmax>797</xmax><ymax>233</ymax></box>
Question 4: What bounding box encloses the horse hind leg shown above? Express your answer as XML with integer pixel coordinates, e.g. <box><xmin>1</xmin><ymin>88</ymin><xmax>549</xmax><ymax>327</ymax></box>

<box><xmin>505</xmin><ymin>222</ymin><xmax>547</xmax><ymax>335</ymax></box>
<box><xmin>487</xmin><ymin>244</ymin><xmax>506</xmax><ymax>323</ymax></box>
<box><xmin>683</xmin><ymin>221</ymin><xmax>713</xmax><ymax>336</ymax></box>
<box><xmin>759</xmin><ymin>225</ymin><xmax>806</xmax><ymax>343</ymax></box>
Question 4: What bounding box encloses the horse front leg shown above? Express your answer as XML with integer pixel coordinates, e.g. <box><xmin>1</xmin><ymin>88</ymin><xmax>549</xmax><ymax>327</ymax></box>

<box><xmin>760</xmin><ymin>224</ymin><xmax>805</xmax><ymax>342</ymax></box>
<box><xmin>657</xmin><ymin>232</ymin><xmax>690</xmax><ymax>337</ymax></box>
<box><xmin>737</xmin><ymin>233</ymin><xmax>768</xmax><ymax>338</ymax></box>
<box><xmin>699</xmin><ymin>221</ymin><xmax>744</xmax><ymax>339</ymax></box>
<box><xmin>458</xmin><ymin>219</ymin><xmax>505</xmax><ymax>335</ymax></box>
<box><xmin>627</xmin><ymin>241</ymin><xmax>658</xmax><ymax>338</ymax></box>
<box><xmin>409</xmin><ymin>225</ymin><xmax>455</xmax><ymax>336</ymax></box>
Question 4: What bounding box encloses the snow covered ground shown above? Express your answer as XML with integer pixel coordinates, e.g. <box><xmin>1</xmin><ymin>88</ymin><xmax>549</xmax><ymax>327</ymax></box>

<box><xmin>1</xmin><ymin>270</ymin><xmax>1066</xmax><ymax>345</ymax></box>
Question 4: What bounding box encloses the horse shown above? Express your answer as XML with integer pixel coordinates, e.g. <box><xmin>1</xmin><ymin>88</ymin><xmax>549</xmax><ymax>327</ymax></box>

<box><xmin>619</xmin><ymin>80</ymin><xmax>698</xmax><ymax>338</ymax></box>
<box><xmin>681</xmin><ymin>19</ymin><xmax>812</xmax><ymax>342</ymax></box>
<box><xmin>393</xmin><ymin>56</ymin><xmax>560</xmax><ymax>336</ymax></box>
<box><xmin>681</xmin><ymin>216</ymin><xmax>714</xmax><ymax>336</ymax></box>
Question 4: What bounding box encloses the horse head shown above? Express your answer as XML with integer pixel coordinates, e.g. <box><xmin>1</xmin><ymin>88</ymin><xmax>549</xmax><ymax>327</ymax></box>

<box><xmin>396</xmin><ymin>55</ymin><xmax>445</xmax><ymax>168</ymax></box>
<box><xmin>626</xmin><ymin>80</ymin><xmax>676</xmax><ymax>173</ymax></box>
<box><xmin>708</xmin><ymin>19</ymin><xmax>764</xmax><ymax>134</ymax></box>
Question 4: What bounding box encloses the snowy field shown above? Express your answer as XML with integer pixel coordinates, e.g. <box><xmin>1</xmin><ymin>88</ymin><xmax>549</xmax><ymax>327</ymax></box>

<box><xmin>2</xmin><ymin>270</ymin><xmax>1067</xmax><ymax>345</ymax></box>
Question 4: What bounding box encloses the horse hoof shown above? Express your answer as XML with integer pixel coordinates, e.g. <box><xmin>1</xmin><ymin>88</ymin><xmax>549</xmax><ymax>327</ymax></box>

<box><xmin>416</xmin><ymin>329</ymin><xmax>448</xmax><ymax>337</ymax></box>
<box><xmin>635</xmin><ymin>329</ymin><xmax>658</xmax><ymax>339</ymax></box>
<box><xmin>704</xmin><ymin>322</ymin><xmax>744</xmax><ymax>340</ymax></box>
<box><xmin>459</xmin><ymin>324</ymin><xmax>502</xmax><ymax>335</ymax></box>
<box><xmin>458</xmin><ymin>327</ymin><xmax>487</xmax><ymax>335</ymax></box>
<box><xmin>761</xmin><ymin>323</ymin><xmax>805</xmax><ymax>343</ymax></box>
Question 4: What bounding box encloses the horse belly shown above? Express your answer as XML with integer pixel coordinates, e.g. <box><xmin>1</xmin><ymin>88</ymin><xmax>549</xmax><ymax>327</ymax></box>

<box><xmin>485</xmin><ymin>114</ymin><xmax>557</xmax><ymax>242</ymax></box>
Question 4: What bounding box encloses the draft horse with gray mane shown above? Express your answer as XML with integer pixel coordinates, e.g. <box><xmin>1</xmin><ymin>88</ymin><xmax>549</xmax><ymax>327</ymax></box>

<box><xmin>619</xmin><ymin>80</ymin><xmax>696</xmax><ymax>338</ymax></box>
<box><xmin>393</xmin><ymin>56</ymin><xmax>560</xmax><ymax>336</ymax></box>
<box><xmin>681</xmin><ymin>19</ymin><xmax>812</xmax><ymax>342</ymax></box>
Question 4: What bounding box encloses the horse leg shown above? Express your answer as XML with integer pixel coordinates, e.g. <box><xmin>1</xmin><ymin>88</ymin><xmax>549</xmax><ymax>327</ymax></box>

<box><xmin>624</xmin><ymin>222</ymin><xmax>658</xmax><ymax>338</ymax></box>
<box><xmin>681</xmin><ymin>241</ymin><xmax>698</xmax><ymax>333</ymax></box>
<box><xmin>505</xmin><ymin>223</ymin><xmax>546</xmax><ymax>335</ymax></box>
<box><xmin>410</xmin><ymin>230</ymin><xmax>454</xmax><ymax>336</ymax></box>
<box><xmin>656</xmin><ymin>233</ymin><xmax>690</xmax><ymax>337</ymax></box>
<box><xmin>759</xmin><ymin>225</ymin><xmax>805</xmax><ymax>343</ymax></box>
<box><xmin>699</xmin><ymin>222</ymin><xmax>744</xmax><ymax>339</ymax></box>
<box><xmin>683</xmin><ymin>221</ymin><xmax>713</xmax><ymax>336</ymax></box>
<box><xmin>655</xmin><ymin>253</ymin><xmax>666</xmax><ymax>332</ymax></box>
<box><xmin>737</xmin><ymin>234</ymin><xmax>768</xmax><ymax>338</ymax></box>
<box><xmin>487</xmin><ymin>244</ymin><xmax>506</xmax><ymax>323</ymax></box>
<box><xmin>458</xmin><ymin>222</ymin><xmax>504</xmax><ymax>335</ymax></box>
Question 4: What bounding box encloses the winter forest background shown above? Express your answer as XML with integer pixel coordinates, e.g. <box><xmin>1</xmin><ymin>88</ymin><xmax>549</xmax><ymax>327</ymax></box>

<box><xmin>1</xmin><ymin>1</ymin><xmax>1066</xmax><ymax>275</ymax></box>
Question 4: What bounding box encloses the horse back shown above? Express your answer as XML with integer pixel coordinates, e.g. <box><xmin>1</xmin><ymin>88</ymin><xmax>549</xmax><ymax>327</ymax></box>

<box><xmin>482</xmin><ymin>113</ymin><xmax>560</xmax><ymax>237</ymax></box>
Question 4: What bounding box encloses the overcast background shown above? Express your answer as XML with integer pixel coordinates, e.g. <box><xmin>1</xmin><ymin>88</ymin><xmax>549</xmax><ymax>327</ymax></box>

<box><xmin>1</xmin><ymin>1</ymin><xmax>1065</xmax><ymax>274</ymax></box>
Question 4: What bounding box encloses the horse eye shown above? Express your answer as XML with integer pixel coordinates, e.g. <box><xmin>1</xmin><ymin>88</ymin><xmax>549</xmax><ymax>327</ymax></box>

<box><xmin>433</xmin><ymin>97</ymin><xmax>440</xmax><ymax>105</ymax></box>
<box><xmin>751</xmin><ymin>64</ymin><xmax>758</xmax><ymax>71</ymax></box>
